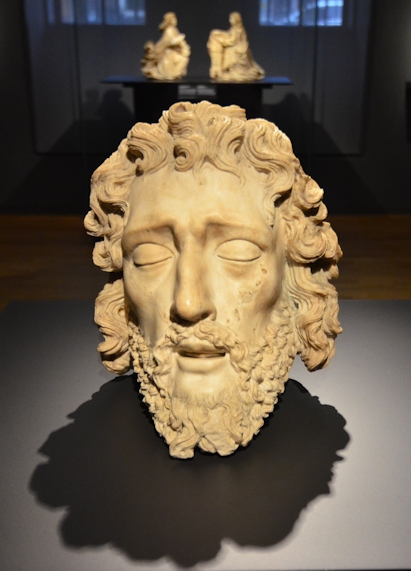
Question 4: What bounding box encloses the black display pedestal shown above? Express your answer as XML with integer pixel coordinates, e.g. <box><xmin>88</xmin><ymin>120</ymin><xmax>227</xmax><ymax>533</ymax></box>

<box><xmin>103</xmin><ymin>75</ymin><xmax>292</xmax><ymax>122</ymax></box>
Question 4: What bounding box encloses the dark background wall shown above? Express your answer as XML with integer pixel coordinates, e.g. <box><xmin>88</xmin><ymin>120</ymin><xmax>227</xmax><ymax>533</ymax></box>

<box><xmin>311</xmin><ymin>0</ymin><xmax>411</xmax><ymax>214</ymax></box>
<box><xmin>1</xmin><ymin>0</ymin><xmax>410</xmax><ymax>215</ymax></box>
<box><xmin>0</xmin><ymin>0</ymin><xmax>89</xmax><ymax>214</ymax></box>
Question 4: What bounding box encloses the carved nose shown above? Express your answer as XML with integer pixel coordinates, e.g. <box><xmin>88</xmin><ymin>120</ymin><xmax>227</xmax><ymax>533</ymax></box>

<box><xmin>170</xmin><ymin>256</ymin><xmax>216</xmax><ymax>325</ymax></box>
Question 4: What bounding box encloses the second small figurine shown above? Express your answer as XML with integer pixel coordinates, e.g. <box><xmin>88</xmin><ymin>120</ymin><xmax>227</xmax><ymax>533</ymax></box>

<box><xmin>207</xmin><ymin>12</ymin><xmax>265</xmax><ymax>81</ymax></box>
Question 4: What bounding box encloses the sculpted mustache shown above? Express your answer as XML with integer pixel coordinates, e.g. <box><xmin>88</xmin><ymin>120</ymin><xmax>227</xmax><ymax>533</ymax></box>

<box><xmin>169</xmin><ymin>321</ymin><xmax>239</xmax><ymax>350</ymax></box>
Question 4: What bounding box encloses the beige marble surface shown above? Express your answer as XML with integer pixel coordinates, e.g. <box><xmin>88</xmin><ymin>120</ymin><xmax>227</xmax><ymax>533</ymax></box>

<box><xmin>85</xmin><ymin>101</ymin><xmax>341</xmax><ymax>459</ymax></box>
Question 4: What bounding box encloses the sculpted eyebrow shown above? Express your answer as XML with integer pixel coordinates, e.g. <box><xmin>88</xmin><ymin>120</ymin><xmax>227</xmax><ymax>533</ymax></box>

<box><xmin>122</xmin><ymin>226</ymin><xmax>172</xmax><ymax>251</ymax></box>
<box><xmin>206</xmin><ymin>221</ymin><xmax>271</xmax><ymax>249</ymax></box>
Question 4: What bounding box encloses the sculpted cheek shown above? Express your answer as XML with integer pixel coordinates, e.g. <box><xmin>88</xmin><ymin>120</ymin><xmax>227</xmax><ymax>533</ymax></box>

<box><xmin>236</xmin><ymin>266</ymin><xmax>280</xmax><ymax>308</ymax></box>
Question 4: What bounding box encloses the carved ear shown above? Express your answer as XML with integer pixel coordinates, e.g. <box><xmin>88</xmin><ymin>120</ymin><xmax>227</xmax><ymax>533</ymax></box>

<box><xmin>85</xmin><ymin>195</ymin><xmax>127</xmax><ymax>272</ymax></box>
<box><xmin>94</xmin><ymin>279</ymin><xmax>132</xmax><ymax>374</ymax></box>
<box><xmin>85</xmin><ymin>139</ymin><xmax>137</xmax><ymax>272</ymax></box>
<box><xmin>91</xmin><ymin>230</ymin><xmax>124</xmax><ymax>273</ymax></box>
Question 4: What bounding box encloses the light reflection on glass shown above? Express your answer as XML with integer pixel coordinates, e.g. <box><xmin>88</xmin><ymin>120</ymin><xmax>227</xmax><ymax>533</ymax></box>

<box><xmin>46</xmin><ymin>0</ymin><xmax>145</xmax><ymax>25</ymax></box>
<box><xmin>260</xmin><ymin>0</ymin><xmax>344</xmax><ymax>26</ymax></box>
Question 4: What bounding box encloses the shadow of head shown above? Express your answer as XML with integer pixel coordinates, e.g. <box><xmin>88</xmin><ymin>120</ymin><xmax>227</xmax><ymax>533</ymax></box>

<box><xmin>30</xmin><ymin>376</ymin><xmax>349</xmax><ymax>567</ymax></box>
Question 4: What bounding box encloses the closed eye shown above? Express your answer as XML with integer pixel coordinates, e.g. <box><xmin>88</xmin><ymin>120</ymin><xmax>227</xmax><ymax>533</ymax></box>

<box><xmin>217</xmin><ymin>239</ymin><xmax>262</xmax><ymax>262</ymax></box>
<box><xmin>132</xmin><ymin>243</ymin><xmax>173</xmax><ymax>267</ymax></box>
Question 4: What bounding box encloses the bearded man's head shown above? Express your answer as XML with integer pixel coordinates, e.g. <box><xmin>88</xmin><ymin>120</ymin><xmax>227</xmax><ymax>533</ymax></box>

<box><xmin>85</xmin><ymin>101</ymin><xmax>342</xmax><ymax>459</ymax></box>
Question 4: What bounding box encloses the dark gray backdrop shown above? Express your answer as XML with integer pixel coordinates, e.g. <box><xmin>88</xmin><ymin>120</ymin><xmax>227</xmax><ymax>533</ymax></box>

<box><xmin>1</xmin><ymin>300</ymin><xmax>411</xmax><ymax>569</ymax></box>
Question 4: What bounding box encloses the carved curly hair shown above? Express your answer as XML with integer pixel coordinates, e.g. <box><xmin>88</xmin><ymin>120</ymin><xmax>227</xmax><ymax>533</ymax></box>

<box><xmin>85</xmin><ymin>101</ymin><xmax>342</xmax><ymax>375</ymax></box>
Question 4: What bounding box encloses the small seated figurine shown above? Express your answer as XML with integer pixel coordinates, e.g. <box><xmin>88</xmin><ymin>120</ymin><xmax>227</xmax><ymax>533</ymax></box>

<box><xmin>141</xmin><ymin>12</ymin><xmax>190</xmax><ymax>80</ymax></box>
<box><xmin>207</xmin><ymin>12</ymin><xmax>265</xmax><ymax>81</ymax></box>
<box><xmin>85</xmin><ymin>101</ymin><xmax>342</xmax><ymax>459</ymax></box>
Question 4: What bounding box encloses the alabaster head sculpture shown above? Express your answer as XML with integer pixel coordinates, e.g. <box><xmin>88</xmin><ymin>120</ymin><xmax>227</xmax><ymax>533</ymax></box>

<box><xmin>207</xmin><ymin>12</ymin><xmax>265</xmax><ymax>81</ymax></box>
<box><xmin>141</xmin><ymin>12</ymin><xmax>190</xmax><ymax>81</ymax></box>
<box><xmin>85</xmin><ymin>101</ymin><xmax>341</xmax><ymax>459</ymax></box>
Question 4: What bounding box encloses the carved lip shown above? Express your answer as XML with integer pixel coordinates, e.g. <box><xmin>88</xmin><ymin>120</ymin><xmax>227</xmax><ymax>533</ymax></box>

<box><xmin>178</xmin><ymin>350</ymin><xmax>226</xmax><ymax>359</ymax></box>
<box><xmin>175</xmin><ymin>343</ymin><xmax>226</xmax><ymax>360</ymax></box>
<box><xmin>175</xmin><ymin>344</ymin><xmax>227</xmax><ymax>373</ymax></box>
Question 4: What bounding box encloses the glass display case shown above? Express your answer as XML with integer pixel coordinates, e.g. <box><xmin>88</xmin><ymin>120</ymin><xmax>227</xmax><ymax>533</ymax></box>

<box><xmin>24</xmin><ymin>0</ymin><xmax>372</xmax><ymax>194</ymax></box>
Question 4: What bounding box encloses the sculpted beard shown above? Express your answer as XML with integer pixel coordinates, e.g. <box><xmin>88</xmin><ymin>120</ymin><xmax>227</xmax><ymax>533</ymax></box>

<box><xmin>129</xmin><ymin>313</ymin><xmax>295</xmax><ymax>459</ymax></box>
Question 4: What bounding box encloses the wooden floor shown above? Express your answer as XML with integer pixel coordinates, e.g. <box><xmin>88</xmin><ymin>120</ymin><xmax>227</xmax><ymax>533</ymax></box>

<box><xmin>0</xmin><ymin>214</ymin><xmax>410</xmax><ymax>314</ymax></box>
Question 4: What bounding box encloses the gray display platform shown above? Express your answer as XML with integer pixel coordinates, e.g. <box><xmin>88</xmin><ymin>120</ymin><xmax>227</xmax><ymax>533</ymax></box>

<box><xmin>1</xmin><ymin>300</ymin><xmax>411</xmax><ymax>571</ymax></box>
